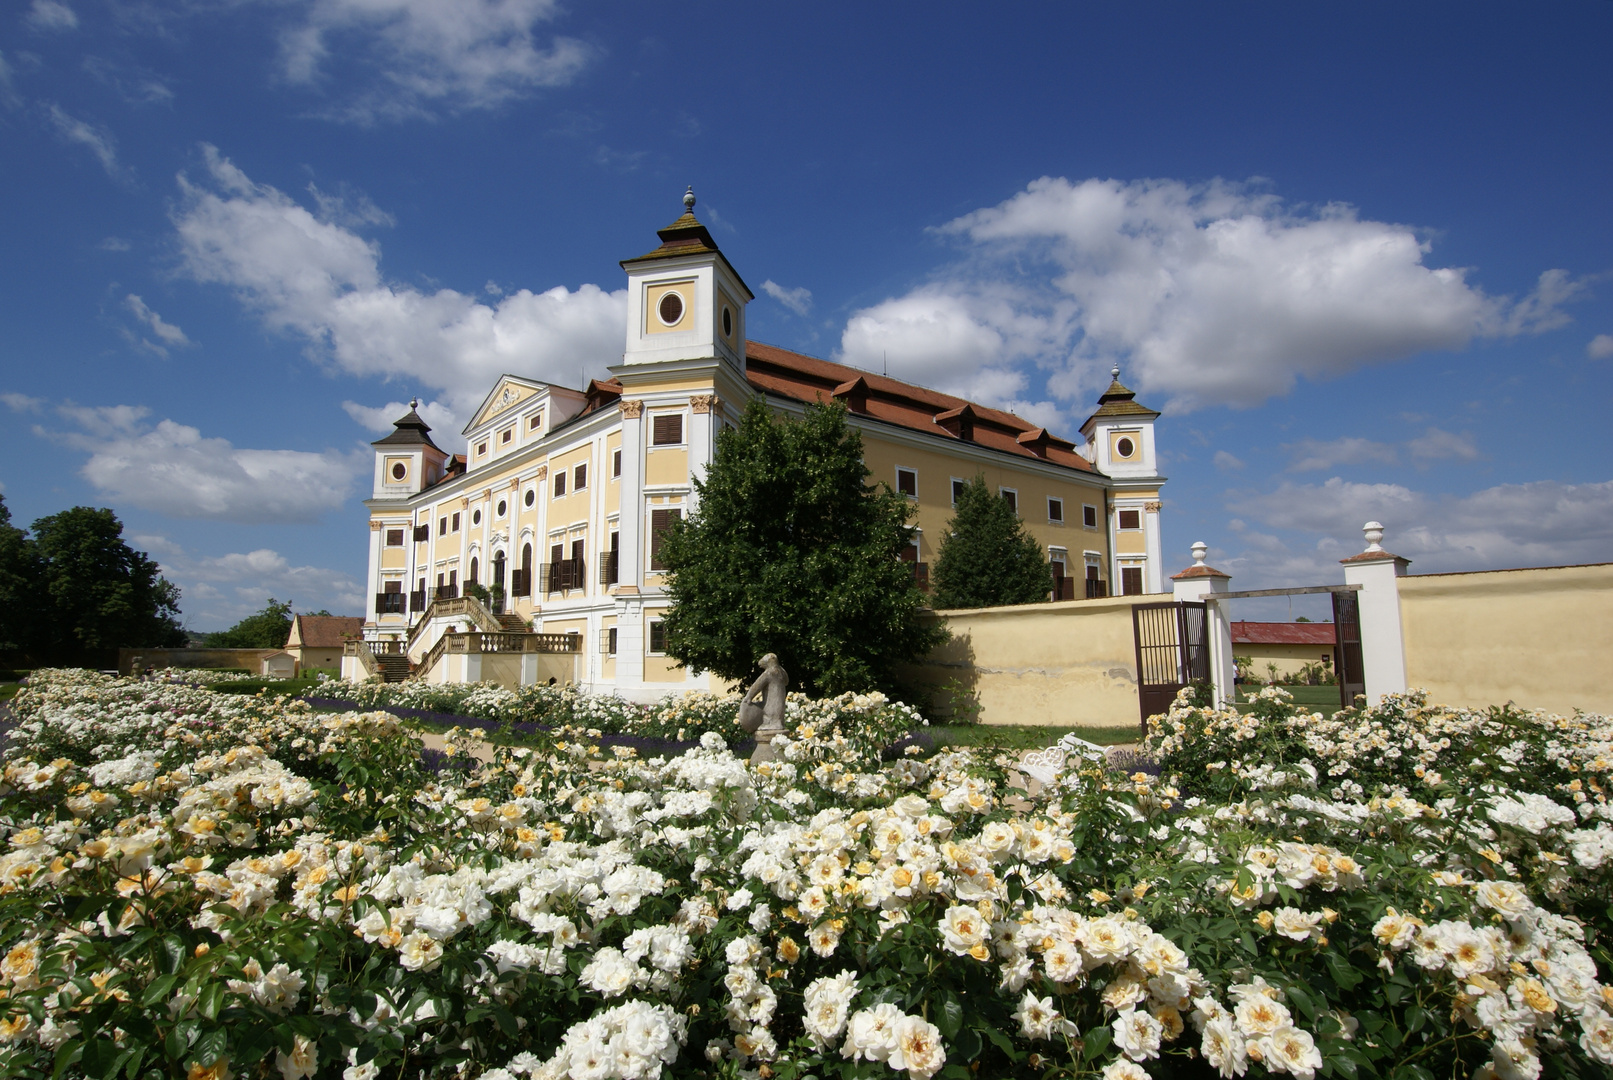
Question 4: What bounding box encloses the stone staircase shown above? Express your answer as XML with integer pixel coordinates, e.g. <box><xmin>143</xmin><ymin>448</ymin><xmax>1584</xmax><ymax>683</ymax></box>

<box><xmin>375</xmin><ymin>653</ymin><xmax>412</xmax><ymax>683</ymax></box>
<box><xmin>496</xmin><ymin>613</ymin><xmax>529</xmax><ymax>632</ymax></box>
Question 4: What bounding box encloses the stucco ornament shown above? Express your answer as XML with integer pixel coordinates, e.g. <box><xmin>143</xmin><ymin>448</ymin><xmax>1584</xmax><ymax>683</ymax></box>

<box><xmin>738</xmin><ymin>653</ymin><xmax>789</xmax><ymax>764</ymax></box>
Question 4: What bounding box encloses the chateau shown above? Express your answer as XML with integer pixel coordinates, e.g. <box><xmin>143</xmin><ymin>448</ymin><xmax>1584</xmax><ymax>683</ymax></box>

<box><xmin>345</xmin><ymin>192</ymin><xmax>1166</xmax><ymax>696</ymax></box>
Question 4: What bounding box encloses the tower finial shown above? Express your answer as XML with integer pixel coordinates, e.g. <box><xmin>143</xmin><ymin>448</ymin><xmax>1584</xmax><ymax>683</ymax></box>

<box><xmin>1111</xmin><ymin>365</ymin><xmax>1120</xmax><ymax>380</ymax></box>
<box><xmin>409</xmin><ymin>396</ymin><xmax>419</xmax><ymax>410</ymax></box>
<box><xmin>683</xmin><ymin>186</ymin><xmax>696</xmax><ymax>214</ymax></box>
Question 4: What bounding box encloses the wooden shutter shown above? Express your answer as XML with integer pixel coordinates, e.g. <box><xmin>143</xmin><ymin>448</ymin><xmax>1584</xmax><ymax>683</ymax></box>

<box><xmin>649</xmin><ymin>508</ymin><xmax>681</xmax><ymax>570</ymax></box>
<box><xmin>652</xmin><ymin>415</ymin><xmax>682</xmax><ymax>445</ymax></box>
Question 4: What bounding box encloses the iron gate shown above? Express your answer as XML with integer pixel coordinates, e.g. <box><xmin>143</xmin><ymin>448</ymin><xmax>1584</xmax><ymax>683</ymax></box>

<box><xmin>1132</xmin><ymin>601</ymin><xmax>1209</xmax><ymax>728</ymax></box>
<box><xmin>1331</xmin><ymin>590</ymin><xmax>1365</xmax><ymax>708</ymax></box>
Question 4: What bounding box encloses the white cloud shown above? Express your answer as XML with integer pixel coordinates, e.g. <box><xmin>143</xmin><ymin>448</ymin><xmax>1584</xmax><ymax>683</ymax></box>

<box><xmin>100</xmin><ymin>237</ymin><xmax>131</xmax><ymax>252</ymax></box>
<box><xmin>1589</xmin><ymin>334</ymin><xmax>1613</xmax><ymax>360</ymax></box>
<box><xmin>1213</xmin><ymin>450</ymin><xmax>1244</xmax><ymax>471</ymax></box>
<box><xmin>277</xmin><ymin>0</ymin><xmax>593</xmax><ymax>122</ymax></box>
<box><xmin>342</xmin><ymin>397</ymin><xmax>458</xmax><ymax>436</ymax></box>
<box><xmin>132</xmin><ymin>536</ymin><xmax>366</xmax><ymax>630</ymax></box>
<box><xmin>41</xmin><ymin>402</ymin><xmax>362</xmax><ymax>523</ymax></box>
<box><xmin>26</xmin><ymin>0</ymin><xmax>78</xmax><ymax>32</ymax></box>
<box><xmin>46</xmin><ymin>104</ymin><xmax>119</xmax><ymax>177</ymax></box>
<box><xmin>1286</xmin><ymin>436</ymin><xmax>1399</xmax><ymax>472</ymax></box>
<box><xmin>1406</xmin><ymin>427</ymin><xmax>1479</xmax><ymax>463</ymax></box>
<box><xmin>839</xmin><ymin>283</ymin><xmax>1066</xmax><ymax>423</ymax></box>
<box><xmin>0</xmin><ymin>51</ymin><xmax>16</xmax><ymax>110</ymax></box>
<box><xmin>82</xmin><ymin>56</ymin><xmax>173</xmax><ymax>106</ymax></box>
<box><xmin>173</xmin><ymin>146</ymin><xmax>626</xmax><ymax>424</ymax></box>
<box><xmin>2</xmin><ymin>392</ymin><xmax>44</xmax><ymax>413</ymax></box>
<box><xmin>761</xmin><ymin>279</ymin><xmax>812</xmax><ymax>316</ymax></box>
<box><xmin>1228</xmin><ymin>475</ymin><xmax>1613</xmax><ymax>576</ymax></box>
<box><xmin>844</xmin><ymin>176</ymin><xmax>1585</xmax><ymax>417</ymax></box>
<box><xmin>124</xmin><ymin>294</ymin><xmax>191</xmax><ymax>355</ymax></box>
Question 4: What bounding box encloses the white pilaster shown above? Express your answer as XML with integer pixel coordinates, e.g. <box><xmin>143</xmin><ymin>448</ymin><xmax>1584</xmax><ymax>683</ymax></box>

<box><xmin>1340</xmin><ymin>521</ymin><xmax>1410</xmax><ymax>706</ymax></box>
<box><xmin>1171</xmin><ymin>542</ymin><xmax>1234</xmax><ymax>706</ymax></box>
<box><xmin>1144</xmin><ymin>505</ymin><xmax>1164</xmax><ymax>593</ymax></box>
<box><xmin>614</xmin><ymin>399</ymin><xmax>647</xmax><ymax>689</ymax></box>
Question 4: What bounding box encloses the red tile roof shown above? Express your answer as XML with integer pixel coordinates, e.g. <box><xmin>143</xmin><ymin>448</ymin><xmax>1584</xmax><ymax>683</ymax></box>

<box><xmin>1230</xmin><ymin>621</ymin><xmax>1337</xmax><ymax>646</ymax></box>
<box><xmin>743</xmin><ymin>341</ymin><xmax>1098</xmax><ymax>473</ymax></box>
<box><xmin>290</xmin><ymin>615</ymin><xmax>365</xmax><ymax>650</ymax></box>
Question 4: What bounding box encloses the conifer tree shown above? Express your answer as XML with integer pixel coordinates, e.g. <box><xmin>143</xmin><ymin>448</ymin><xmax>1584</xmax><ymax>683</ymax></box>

<box><xmin>931</xmin><ymin>475</ymin><xmax>1051</xmax><ymax>609</ymax></box>
<box><xmin>658</xmin><ymin>398</ymin><xmax>947</xmax><ymax>696</ymax></box>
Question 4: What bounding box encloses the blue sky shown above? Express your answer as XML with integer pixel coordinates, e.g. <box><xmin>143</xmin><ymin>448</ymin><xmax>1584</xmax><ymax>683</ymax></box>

<box><xmin>1</xmin><ymin>1</ymin><xmax>1609</xmax><ymax>629</ymax></box>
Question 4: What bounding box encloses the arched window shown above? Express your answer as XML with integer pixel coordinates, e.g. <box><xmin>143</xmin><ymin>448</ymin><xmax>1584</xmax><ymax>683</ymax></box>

<box><xmin>468</xmin><ymin>557</ymin><xmax>478</xmax><ymax>585</ymax></box>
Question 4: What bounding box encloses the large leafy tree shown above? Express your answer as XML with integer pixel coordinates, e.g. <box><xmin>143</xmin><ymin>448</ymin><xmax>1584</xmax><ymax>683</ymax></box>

<box><xmin>204</xmin><ymin>598</ymin><xmax>295</xmax><ymax>649</ymax></box>
<box><xmin>659</xmin><ymin>397</ymin><xmax>947</xmax><ymax>696</ymax></box>
<box><xmin>30</xmin><ymin>506</ymin><xmax>188</xmax><ymax>664</ymax></box>
<box><xmin>0</xmin><ymin>495</ymin><xmax>45</xmax><ymax>657</ymax></box>
<box><xmin>931</xmin><ymin>475</ymin><xmax>1051</xmax><ymax>609</ymax></box>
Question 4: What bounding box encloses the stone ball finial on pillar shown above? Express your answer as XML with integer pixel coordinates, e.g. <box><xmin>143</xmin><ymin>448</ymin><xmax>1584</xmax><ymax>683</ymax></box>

<box><xmin>1191</xmin><ymin>541</ymin><xmax>1208</xmax><ymax>567</ymax></box>
<box><xmin>1362</xmin><ymin>521</ymin><xmax>1385</xmax><ymax>553</ymax></box>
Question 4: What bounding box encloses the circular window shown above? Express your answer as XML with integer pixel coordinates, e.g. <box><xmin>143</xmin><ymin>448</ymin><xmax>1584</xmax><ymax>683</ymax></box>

<box><xmin>1116</xmin><ymin>437</ymin><xmax>1135</xmax><ymax>459</ymax></box>
<box><xmin>497</xmin><ymin>499</ymin><xmax>508</xmax><ymax>517</ymax></box>
<box><xmin>390</xmin><ymin>462</ymin><xmax>406</xmax><ymax>481</ymax></box>
<box><xmin>722</xmin><ymin>306</ymin><xmax>733</xmax><ymax>337</ymax></box>
<box><xmin>524</xmin><ymin>489</ymin><xmax>535</xmax><ymax>508</ymax></box>
<box><xmin>472</xmin><ymin>509</ymin><xmax>481</xmax><ymax>525</ymax></box>
<box><xmin>657</xmin><ymin>291</ymin><xmax>684</xmax><ymax>326</ymax></box>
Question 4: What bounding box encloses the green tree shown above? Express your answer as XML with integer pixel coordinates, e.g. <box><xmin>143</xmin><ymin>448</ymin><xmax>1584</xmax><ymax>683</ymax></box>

<box><xmin>204</xmin><ymin>598</ymin><xmax>294</xmax><ymax>649</ymax></box>
<box><xmin>659</xmin><ymin>397</ymin><xmax>947</xmax><ymax>697</ymax></box>
<box><xmin>30</xmin><ymin>506</ymin><xmax>187</xmax><ymax>663</ymax></box>
<box><xmin>0</xmin><ymin>495</ymin><xmax>45</xmax><ymax>658</ymax></box>
<box><xmin>931</xmin><ymin>475</ymin><xmax>1051</xmax><ymax>609</ymax></box>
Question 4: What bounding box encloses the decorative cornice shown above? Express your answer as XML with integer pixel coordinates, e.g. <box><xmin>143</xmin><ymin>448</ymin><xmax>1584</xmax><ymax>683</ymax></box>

<box><xmin>534</xmin><ymin>465</ymin><xmax>548</xmax><ymax>481</ymax></box>
<box><xmin>508</xmin><ymin>477</ymin><xmax>520</xmax><ymax>490</ymax></box>
<box><xmin>689</xmin><ymin>394</ymin><xmax>719</xmax><ymax>414</ymax></box>
<box><xmin>459</xmin><ymin>496</ymin><xmax>470</xmax><ymax>509</ymax></box>
<box><xmin>619</xmin><ymin>399</ymin><xmax>644</xmax><ymax>419</ymax></box>
<box><xmin>369</xmin><ymin>521</ymin><xmax>382</xmax><ymax>531</ymax></box>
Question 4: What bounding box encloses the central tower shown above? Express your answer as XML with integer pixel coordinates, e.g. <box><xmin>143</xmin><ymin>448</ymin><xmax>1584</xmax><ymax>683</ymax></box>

<box><xmin>619</xmin><ymin>187</ymin><xmax>753</xmax><ymax>371</ymax></box>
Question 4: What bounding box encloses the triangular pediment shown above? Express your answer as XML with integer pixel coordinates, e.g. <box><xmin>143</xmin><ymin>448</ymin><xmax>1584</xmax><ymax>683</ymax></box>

<box><xmin>463</xmin><ymin>376</ymin><xmax>550</xmax><ymax>435</ymax></box>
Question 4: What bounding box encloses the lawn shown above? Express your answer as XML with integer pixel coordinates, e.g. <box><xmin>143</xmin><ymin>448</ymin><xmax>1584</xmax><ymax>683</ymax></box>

<box><xmin>1234</xmin><ymin>682</ymin><xmax>1346</xmax><ymax>718</ymax></box>
<box><xmin>928</xmin><ymin>722</ymin><xmax>1139</xmax><ymax>750</ymax></box>
<box><xmin>0</xmin><ymin>682</ymin><xmax>19</xmax><ymax>704</ymax></box>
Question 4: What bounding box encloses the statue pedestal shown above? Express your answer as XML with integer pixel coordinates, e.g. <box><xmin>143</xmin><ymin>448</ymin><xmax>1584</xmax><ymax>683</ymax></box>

<box><xmin>749</xmin><ymin>725</ymin><xmax>783</xmax><ymax>766</ymax></box>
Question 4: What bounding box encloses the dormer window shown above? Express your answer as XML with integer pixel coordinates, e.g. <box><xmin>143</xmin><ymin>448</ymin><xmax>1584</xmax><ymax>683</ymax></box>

<box><xmin>500</xmin><ymin>428</ymin><xmax>513</xmax><ymax>445</ymax></box>
<box><xmin>476</xmin><ymin>441</ymin><xmax>488</xmax><ymax>457</ymax></box>
<box><xmin>529</xmin><ymin>413</ymin><xmax>543</xmax><ymax>431</ymax></box>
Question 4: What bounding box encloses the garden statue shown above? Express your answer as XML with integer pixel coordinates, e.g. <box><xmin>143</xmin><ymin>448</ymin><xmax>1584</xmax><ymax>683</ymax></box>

<box><xmin>738</xmin><ymin>652</ymin><xmax>788</xmax><ymax>763</ymax></box>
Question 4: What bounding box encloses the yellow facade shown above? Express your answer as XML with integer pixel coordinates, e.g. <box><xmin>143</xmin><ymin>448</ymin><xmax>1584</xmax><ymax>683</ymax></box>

<box><xmin>1398</xmin><ymin>563</ymin><xmax>1613</xmax><ymax>715</ymax></box>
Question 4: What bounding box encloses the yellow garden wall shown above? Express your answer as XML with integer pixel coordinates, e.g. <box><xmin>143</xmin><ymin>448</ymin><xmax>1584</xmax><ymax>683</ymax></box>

<box><xmin>1398</xmin><ymin>563</ymin><xmax>1613</xmax><ymax>715</ymax></box>
<box><xmin>906</xmin><ymin>597</ymin><xmax>1146</xmax><ymax>728</ymax></box>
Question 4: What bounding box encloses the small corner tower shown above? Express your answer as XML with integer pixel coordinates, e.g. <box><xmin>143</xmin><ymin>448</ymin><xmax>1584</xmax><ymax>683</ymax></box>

<box><xmin>619</xmin><ymin>187</ymin><xmax>754</xmax><ymax>372</ymax></box>
<box><xmin>1081</xmin><ymin>368</ymin><xmax>1167</xmax><ymax>594</ymax></box>
<box><xmin>371</xmin><ymin>399</ymin><xmax>447</xmax><ymax>500</ymax></box>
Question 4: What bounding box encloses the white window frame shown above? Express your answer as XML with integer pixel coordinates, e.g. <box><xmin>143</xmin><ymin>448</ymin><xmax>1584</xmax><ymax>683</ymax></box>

<box><xmin>1082</xmin><ymin>503</ymin><xmax>1099</xmax><ymax>529</ymax></box>
<box><xmin>999</xmin><ymin>487</ymin><xmax>1019</xmax><ymax>515</ymax></box>
<box><xmin>950</xmin><ymin>477</ymin><xmax>966</xmax><ymax>507</ymax></box>
<box><xmin>1047</xmin><ymin>496</ymin><xmax>1064</xmax><ymax>523</ymax></box>
<box><xmin>895</xmin><ymin>466</ymin><xmax>918</xmax><ymax>499</ymax></box>
<box><xmin>1116</xmin><ymin>507</ymin><xmax>1143</xmax><ymax>531</ymax></box>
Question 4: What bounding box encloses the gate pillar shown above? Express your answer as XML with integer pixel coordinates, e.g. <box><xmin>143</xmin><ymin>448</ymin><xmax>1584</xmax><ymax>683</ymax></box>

<box><xmin>1171</xmin><ymin>542</ymin><xmax>1234</xmax><ymax>706</ymax></box>
<box><xmin>1340</xmin><ymin>522</ymin><xmax>1410</xmax><ymax>705</ymax></box>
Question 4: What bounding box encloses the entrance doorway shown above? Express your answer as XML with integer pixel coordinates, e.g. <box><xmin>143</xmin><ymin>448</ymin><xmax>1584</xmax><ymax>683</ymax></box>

<box><xmin>1131</xmin><ymin>601</ymin><xmax>1209</xmax><ymax>727</ymax></box>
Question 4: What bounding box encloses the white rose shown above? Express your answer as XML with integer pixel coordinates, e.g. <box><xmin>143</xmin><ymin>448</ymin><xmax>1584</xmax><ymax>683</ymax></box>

<box><xmin>1112</xmin><ymin>1008</ymin><xmax>1163</xmax><ymax>1061</ymax></box>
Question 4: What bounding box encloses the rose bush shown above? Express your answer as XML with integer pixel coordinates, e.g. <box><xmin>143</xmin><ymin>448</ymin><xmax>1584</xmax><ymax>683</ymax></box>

<box><xmin>0</xmin><ymin>670</ymin><xmax>1608</xmax><ymax>1080</ymax></box>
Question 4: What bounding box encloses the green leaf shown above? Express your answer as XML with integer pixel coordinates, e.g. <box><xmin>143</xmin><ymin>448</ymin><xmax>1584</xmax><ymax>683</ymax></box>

<box><xmin>192</xmin><ymin>1028</ymin><xmax>228</xmax><ymax>1068</ymax></box>
<box><xmin>160</xmin><ymin>935</ymin><xmax>186</xmax><ymax>975</ymax></box>
<box><xmin>1083</xmin><ymin>1026</ymin><xmax>1112</xmax><ymax>1061</ymax></box>
<box><xmin>936</xmin><ymin>991</ymin><xmax>964</xmax><ymax>1040</ymax></box>
<box><xmin>198</xmin><ymin>981</ymin><xmax>225</xmax><ymax>1021</ymax></box>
